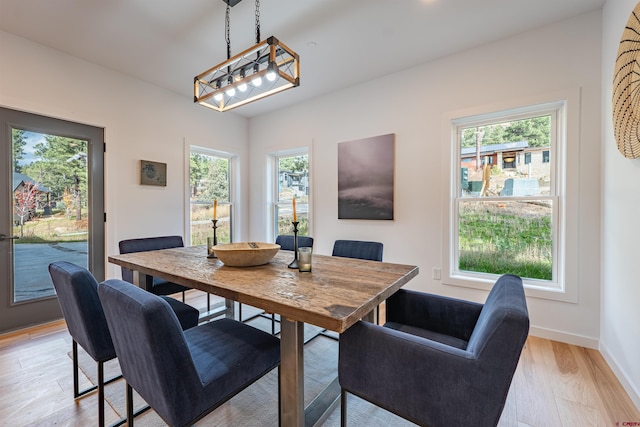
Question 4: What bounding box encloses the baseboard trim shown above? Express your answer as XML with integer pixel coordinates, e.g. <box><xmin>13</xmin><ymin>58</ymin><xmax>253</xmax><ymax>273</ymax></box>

<box><xmin>599</xmin><ymin>342</ymin><xmax>640</xmax><ymax>412</ymax></box>
<box><xmin>529</xmin><ymin>326</ymin><xmax>599</xmax><ymax>349</ymax></box>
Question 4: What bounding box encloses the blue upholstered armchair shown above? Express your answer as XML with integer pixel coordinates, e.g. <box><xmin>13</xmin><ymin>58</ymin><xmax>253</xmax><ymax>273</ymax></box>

<box><xmin>333</xmin><ymin>239</ymin><xmax>384</xmax><ymax>324</ymax></box>
<box><xmin>338</xmin><ymin>274</ymin><xmax>529</xmax><ymax>427</ymax></box>
<box><xmin>98</xmin><ymin>279</ymin><xmax>281</xmax><ymax>427</ymax></box>
<box><xmin>275</xmin><ymin>234</ymin><xmax>314</xmax><ymax>251</ymax></box>
<box><xmin>118</xmin><ymin>235</ymin><xmax>190</xmax><ymax>298</ymax></box>
<box><xmin>48</xmin><ymin>261</ymin><xmax>199</xmax><ymax>427</ymax></box>
<box><xmin>332</xmin><ymin>239</ymin><xmax>383</xmax><ymax>262</ymax></box>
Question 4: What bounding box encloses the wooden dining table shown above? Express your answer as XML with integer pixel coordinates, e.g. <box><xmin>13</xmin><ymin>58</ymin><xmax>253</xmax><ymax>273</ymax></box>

<box><xmin>108</xmin><ymin>244</ymin><xmax>419</xmax><ymax>427</ymax></box>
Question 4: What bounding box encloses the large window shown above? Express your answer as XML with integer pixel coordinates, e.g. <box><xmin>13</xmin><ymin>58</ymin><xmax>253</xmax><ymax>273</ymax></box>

<box><xmin>448</xmin><ymin>101</ymin><xmax>566</xmax><ymax>293</ymax></box>
<box><xmin>273</xmin><ymin>151</ymin><xmax>310</xmax><ymax>240</ymax></box>
<box><xmin>189</xmin><ymin>148</ymin><xmax>234</xmax><ymax>246</ymax></box>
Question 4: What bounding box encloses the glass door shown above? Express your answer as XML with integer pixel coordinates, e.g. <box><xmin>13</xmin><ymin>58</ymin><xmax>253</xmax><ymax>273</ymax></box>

<box><xmin>0</xmin><ymin>107</ymin><xmax>104</xmax><ymax>333</ymax></box>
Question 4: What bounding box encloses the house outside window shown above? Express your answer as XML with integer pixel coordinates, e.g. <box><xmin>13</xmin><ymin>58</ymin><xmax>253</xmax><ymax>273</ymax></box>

<box><xmin>273</xmin><ymin>151</ymin><xmax>310</xmax><ymax>240</ymax></box>
<box><xmin>447</xmin><ymin>100</ymin><xmax>566</xmax><ymax>294</ymax></box>
<box><xmin>189</xmin><ymin>147</ymin><xmax>235</xmax><ymax>245</ymax></box>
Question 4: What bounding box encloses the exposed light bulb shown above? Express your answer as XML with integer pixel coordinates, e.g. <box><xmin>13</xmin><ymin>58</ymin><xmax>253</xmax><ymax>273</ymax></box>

<box><xmin>226</xmin><ymin>87</ymin><xmax>236</xmax><ymax>97</ymax></box>
<box><xmin>214</xmin><ymin>93</ymin><xmax>223</xmax><ymax>102</ymax></box>
<box><xmin>238</xmin><ymin>82</ymin><xmax>248</xmax><ymax>92</ymax></box>
<box><xmin>252</xmin><ymin>76</ymin><xmax>262</xmax><ymax>87</ymax></box>
<box><xmin>266</xmin><ymin>70</ymin><xmax>277</xmax><ymax>81</ymax></box>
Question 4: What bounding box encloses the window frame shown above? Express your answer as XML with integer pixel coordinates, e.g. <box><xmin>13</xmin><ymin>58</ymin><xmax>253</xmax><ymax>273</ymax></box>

<box><xmin>442</xmin><ymin>89</ymin><xmax>580</xmax><ymax>303</ymax></box>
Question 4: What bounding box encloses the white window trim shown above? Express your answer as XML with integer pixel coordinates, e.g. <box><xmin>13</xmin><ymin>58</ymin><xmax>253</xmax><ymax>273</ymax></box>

<box><xmin>184</xmin><ymin>143</ymin><xmax>238</xmax><ymax>246</ymax></box>
<box><xmin>441</xmin><ymin>88</ymin><xmax>580</xmax><ymax>303</ymax></box>
<box><xmin>268</xmin><ymin>147</ymin><xmax>312</xmax><ymax>242</ymax></box>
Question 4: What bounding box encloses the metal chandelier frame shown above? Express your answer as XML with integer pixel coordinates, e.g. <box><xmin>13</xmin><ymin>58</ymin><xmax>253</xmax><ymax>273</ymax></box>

<box><xmin>194</xmin><ymin>0</ymin><xmax>300</xmax><ymax>112</ymax></box>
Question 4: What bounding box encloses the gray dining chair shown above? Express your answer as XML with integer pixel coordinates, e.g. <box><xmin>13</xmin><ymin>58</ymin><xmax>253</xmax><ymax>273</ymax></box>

<box><xmin>98</xmin><ymin>279</ymin><xmax>281</xmax><ymax>427</ymax></box>
<box><xmin>239</xmin><ymin>234</ymin><xmax>314</xmax><ymax>335</ymax></box>
<box><xmin>339</xmin><ymin>274</ymin><xmax>530</xmax><ymax>427</ymax></box>
<box><xmin>48</xmin><ymin>261</ymin><xmax>199</xmax><ymax>427</ymax></box>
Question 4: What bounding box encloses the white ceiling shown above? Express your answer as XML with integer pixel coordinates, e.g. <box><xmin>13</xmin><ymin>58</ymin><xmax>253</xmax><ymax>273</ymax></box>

<box><xmin>0</xmin><ymin>0</ymin><xmax>605</xmax><ymax>118</ymax></box>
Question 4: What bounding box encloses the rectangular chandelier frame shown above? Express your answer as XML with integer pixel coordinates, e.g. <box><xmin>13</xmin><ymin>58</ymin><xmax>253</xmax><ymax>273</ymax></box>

<box><xmin>194</xmin><ymin>36</ymin><xmax>300</xmax><ymax>112</ymax></box>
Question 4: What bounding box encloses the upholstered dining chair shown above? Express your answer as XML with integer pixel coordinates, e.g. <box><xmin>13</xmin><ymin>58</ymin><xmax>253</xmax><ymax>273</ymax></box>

<box><xmin>332</xmin><ymin>239</ymin><xmax>383</xmax><ymax>323</ymax></box>
<box><xmin>48</xmin><ymin>261</ymin><xmax>199</xmax><ymax>427</ymax></box>
<box><xmin>239</xmin><ymin>234</ymin><xmax>314</xmax><ymax>334</ymax></box>
<box><xmin>118</xmin><ymin>236</ymin><xmax>190</xmax><ymax>300</ymax></box>
<box><xmin>98</xmin><ymin>279</ymin><xmax>281</xmax><ymax>427</ymax></box>
<box><xmin>276</xmin><ymin>234</ymin><xmax>314</xmax><ymax>252</ymax></box>
<box><xmin>338</xmin><ymin>274</ymin><xmax>530</xmax><ymax>427</ymax></box>
<box><xmin>331</xmin><ymin>239</ymin><xmax>383</xmax><ymax>262</ymax></box>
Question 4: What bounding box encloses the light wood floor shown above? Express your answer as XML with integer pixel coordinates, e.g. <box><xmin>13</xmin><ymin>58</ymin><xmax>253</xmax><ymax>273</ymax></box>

<box><xmin>1</xmin><ymin>290</ymin><xmax>638</xmax><ymax>426</ymax></box>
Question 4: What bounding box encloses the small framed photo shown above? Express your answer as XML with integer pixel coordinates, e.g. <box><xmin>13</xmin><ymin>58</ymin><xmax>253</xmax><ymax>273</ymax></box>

<box><xmin>140</xmin><ymin>160</ymin><xmax>167</xmax><ymax>186</ymax></box>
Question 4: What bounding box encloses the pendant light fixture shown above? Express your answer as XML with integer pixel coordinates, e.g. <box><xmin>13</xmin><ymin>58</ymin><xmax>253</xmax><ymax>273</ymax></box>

<box><xmin>194</xmin><ymin>0</ymin><xmax>300</xmax><ymax>112</ymax></box>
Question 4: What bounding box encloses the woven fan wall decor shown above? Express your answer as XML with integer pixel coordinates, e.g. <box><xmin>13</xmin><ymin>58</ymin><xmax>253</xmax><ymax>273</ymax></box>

<box><xmin>613</xmin><ymin>1</ymin><xmax>640</xmax><ymax>159</ymax></box>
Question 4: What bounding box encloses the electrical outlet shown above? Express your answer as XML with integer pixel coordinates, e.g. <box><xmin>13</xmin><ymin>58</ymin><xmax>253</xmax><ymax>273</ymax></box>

<box><xmin>432</xmin><ymin>267</ymin><xmax>441</xmax><ymax>280</ymax></box>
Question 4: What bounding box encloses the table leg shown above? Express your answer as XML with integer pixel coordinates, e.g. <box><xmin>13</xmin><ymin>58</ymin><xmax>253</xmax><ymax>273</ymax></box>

<box><xmin>225</xmin><ymin>298</ymin><xmax>235</xmax><ymax>319</ymax></box>
<box><xmin>132</xmin><ymin>271</ymin><xmax>153</xmax><ymax>292</ymax></box>
<box><xmin>363</xmin><ymin>310</ymin><xmax>375</xmax><ymax>323</ymax></box>
<box><xmin>280</xmin><ymin>316</ymin><xmax>304</xmax><ymax>427</ymax></box>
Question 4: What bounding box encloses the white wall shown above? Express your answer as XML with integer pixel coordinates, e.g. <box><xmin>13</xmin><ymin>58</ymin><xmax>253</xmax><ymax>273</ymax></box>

<box><xmin>0</xmin><ymin>30</ymin><xmax>250</xmax><ymax>279</ymax></box>
<box><xmin>601</xmin><ymin>0</ymin><xmax>640</xmax><ymax>410</ymax></box>
<box><xmin>249</xmin><ymin>11</ymin><xmax>603</xmax><ymax>347</ymax></box>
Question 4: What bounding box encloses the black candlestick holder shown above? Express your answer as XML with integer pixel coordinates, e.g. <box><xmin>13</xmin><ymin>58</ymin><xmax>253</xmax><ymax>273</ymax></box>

<box><xmin>288</xmin><ymin>221</ymin><xmax>300</xmax><ymax>269</ymax></box>
<box><xmin>207</xmin><ymin>219</ymin><xmax>218</xmax><ymax>258</ymax></box>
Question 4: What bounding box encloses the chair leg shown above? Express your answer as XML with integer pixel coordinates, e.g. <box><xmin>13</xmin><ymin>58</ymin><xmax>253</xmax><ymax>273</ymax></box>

<box><xmin>72</xmin><ymin>340</ymin><xmax>98</xmax><ymax>398</ymax></box>
<box><xmin>239</xmin><ymin>303</ymin><xmax>243</xmax><ymax>322</ymax></box>
<box><xmin>341</xmin><ymin>389</ymin><xmax>347</xmax><ymax>427</ymax></box>
<box><xmin>126</xmin><ymin>382</ymin><xmax>134</xmax><ymax>426</ymax></box>
<box><xmin>73</xmin><ymin>340</ymin><xmax>80</xmax><ymax>397</ymax></box>
<box><xmin>98</xmin><ymin>361</ymin><xmax>105</xmax><ymax>427</ymax></box>
<box><xmin>181</xmin><ymin>291</ymin><xmax>185</xmax><ymax>302</ymax></box>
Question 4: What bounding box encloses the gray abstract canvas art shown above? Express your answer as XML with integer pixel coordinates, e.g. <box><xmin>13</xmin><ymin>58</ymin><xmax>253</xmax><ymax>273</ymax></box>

<box><xmin>338</xmin><ymin>133</ymin><xmax>395</xmax><ymax>220</ymax></box>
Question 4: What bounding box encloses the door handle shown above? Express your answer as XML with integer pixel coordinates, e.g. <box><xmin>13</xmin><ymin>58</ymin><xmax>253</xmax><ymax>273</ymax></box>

<box><xmin>0</xmin><ymin>234</ymin><xmax>20</xmax><ymax>241</ymax></box>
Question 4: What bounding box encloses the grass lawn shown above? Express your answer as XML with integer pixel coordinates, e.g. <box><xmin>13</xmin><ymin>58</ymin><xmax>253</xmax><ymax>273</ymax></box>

<box><xmin>458</xmin><ymin>200</ymin><xmax>552</xmax><ymax>280</ymax></box>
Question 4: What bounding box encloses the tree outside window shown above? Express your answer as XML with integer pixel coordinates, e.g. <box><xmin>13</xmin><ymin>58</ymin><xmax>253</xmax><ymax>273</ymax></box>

<box><xmin>189</xmin><ymin>151</ymin><xmax>233</xmax><ymax>245</ymax></box>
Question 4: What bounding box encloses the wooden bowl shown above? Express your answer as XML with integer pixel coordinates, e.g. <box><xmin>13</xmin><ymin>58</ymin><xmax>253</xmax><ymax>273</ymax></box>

<box><xmin>212</xmin><ymin>242</ymin><xmax>280</xmax><ymax>267</ymax></box>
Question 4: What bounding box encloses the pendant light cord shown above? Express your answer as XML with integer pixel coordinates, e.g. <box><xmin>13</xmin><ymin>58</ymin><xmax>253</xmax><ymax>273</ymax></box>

<box><xmin>225</xmin><ymin>4</ymin><xmax>231</xmax><ymax>59</ymax></box>
<box><xmin>255</xmin><ymin>0</ymin><xmax>261</xmax><ymax>44</ymax></box>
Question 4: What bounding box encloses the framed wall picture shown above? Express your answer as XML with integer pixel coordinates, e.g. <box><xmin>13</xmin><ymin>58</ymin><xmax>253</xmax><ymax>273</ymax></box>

<box><xmin>338</xmin><ymin>133</ymin><xmax>395</xmax><ymax>220</ymax></box>
<box><xmin>140</xmin><ymin>160</ymin><xmax>167</xmax><ymax>186</ymax></box>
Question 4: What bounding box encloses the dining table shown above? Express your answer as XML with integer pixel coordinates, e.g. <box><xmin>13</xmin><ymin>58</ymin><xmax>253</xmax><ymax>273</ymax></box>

<box><xmin>108</xmin><ymin>244</ymin><xmax>419</xmax><ymax>427</ymax></box>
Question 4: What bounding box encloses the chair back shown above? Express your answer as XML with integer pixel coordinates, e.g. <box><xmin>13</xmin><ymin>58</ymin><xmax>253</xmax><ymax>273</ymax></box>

<box><xmin>118</xmin><ymin>235</ymin><xmax>184</xmax><ymax>283</ymax></box>
<box><xmin>48</xmin><ymin>261</ymin><xmax>115</xmax><ymax>362</ymax></box>
<box><xmin>332</xmin><ymin>239</ymin><xmax>383</xmax><ymax>261</ymax></box>
<box><xmin>98</xmin><ymin>279</ymin><xmax>201</xmax><ymax>417</ymax></box>
<box><xmin>467</xmin><ymin>274</ymin><xmax>529</xmax><ymax>356</ymax></box>
<box><xmin>275</xmin><ymin>235</ymin><xmax>314</xmax><ymax>251</ymax></box>
<box><xmin>465</xmin><ymin>274</ymin><xmax>529</xmax><ymax>420</ymax></box>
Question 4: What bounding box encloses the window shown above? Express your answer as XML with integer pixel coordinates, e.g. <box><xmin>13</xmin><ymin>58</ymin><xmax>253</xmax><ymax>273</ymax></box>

<box><xmin>447</xmin><ymin>100</ymin><xmax>566</xmax><ymax>293</ymax></box>
<box><xmin>273</xmin><ymin>151</ymin><xmax>310</xmax><ymax>241</ymax></box>
<box><xmin>188</xmin><ymin>148</ymin><xmax>234</xmax><ymax>246</ymax></box>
